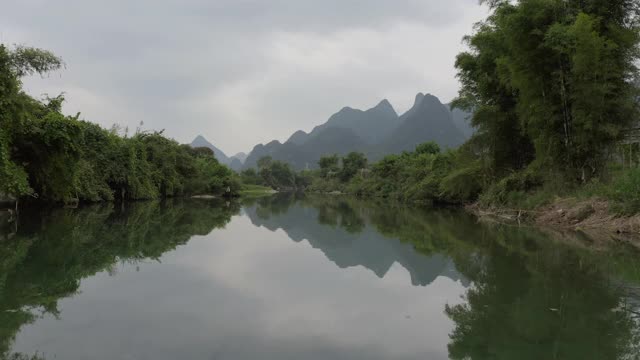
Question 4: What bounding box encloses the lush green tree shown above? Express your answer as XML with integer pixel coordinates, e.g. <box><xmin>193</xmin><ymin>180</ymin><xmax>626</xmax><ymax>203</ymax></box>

<box><xmin>454</xmin><ymin>0</ymin><xmax>640</xmax><ymax>182</ymax></box>
<box><xmin>255</xmin><ymin>156</ymin><xmax>297</xmax><ymax>189</ymax></box>
<box><xmin>415</xmin><ymin>141</ymin><xmax>441</xmax><ymax>155</ymax></box>
<box><xmin>339</xmin><ymin>152</ymin><xmax>367</xmax><ymax>182</ymax></box>
<box><xmin>190</xmin><ymin>146</ymin><xmax>214</xmax><ymax>157</ymax></box>
<box><xmin>0</xmin><ymin>45</ymin><xmax>64</xmax><ymax>199</ymax></box>
<box><xmin>0</xmin><ymin>44</ymin><xmax>240</xmax><ymax>203</ymax></box>
<box><xmin>257</xmin><ymin>156</ymin><xmax>273</xmax><ymax>169</ymax></box>
<box><xmin>267</xmin><ymin>161</ymin><xmax>296</xmax><ymax>189</ymax></box>
<box><xmin>9</xmin><ymin>96</ymin><xmax>83</xmax><ymax>202</ymax></box>
<box><xmin>240</xmin><ymin>168</ymin><xmax>263</xmax><ymax>185</ymax></box>
<box><xmin>318</xmin><ymin>154</ymin><xmax>340</xmax><ymax>178</ymax></box>
<box><xmin>295</xmin><ymin>170</ymin><xmax>314</xmax><ymax>189</ymax></box>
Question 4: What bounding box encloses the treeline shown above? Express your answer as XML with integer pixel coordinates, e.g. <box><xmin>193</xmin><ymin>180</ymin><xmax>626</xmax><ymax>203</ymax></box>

<box><xmin>240</xmin><ymin>156</ymin><xmax>314</xmax><ymax>190</ymax></box>
<box><xmin>240</xmin><ymin>152</ymin><xmax>369</xmax><ymax>192</ymax></box>
<box><xmin>308</xmin><ymin>143</ymin><xmax>482</xmax><ymax>203</ymax></box>
<box><xmin>0</xmin><ymin>45</ymin><xmax>240</xmax><ymax>204</ymax></box>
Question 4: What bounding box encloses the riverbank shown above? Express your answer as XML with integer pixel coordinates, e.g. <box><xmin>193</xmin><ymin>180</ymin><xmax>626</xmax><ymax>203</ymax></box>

<box><xmin>0</xmin><ymin>186</ymin><xmax>276</xmax><ymax>214</ymax></box>
<box><xmin>469</xmin><ymin>197</ymin><xmax>640</xmax><ymax>248</ymax></box>
<box><xmin>239</xmin><ymin>185</ymin><xmax>278</xmax><ymax>197</ymax></box>
<box><xmin>308</xmin><ymin>182</ymin><xmax>640</xmax><ymax>248</ymax></box>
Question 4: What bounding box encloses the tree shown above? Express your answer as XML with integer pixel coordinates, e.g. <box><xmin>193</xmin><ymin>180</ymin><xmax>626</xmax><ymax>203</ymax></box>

<box><xmin>0</xmin><ymin>44</ymin><xmax>240</xmax><ymax>202</ymax></box>
<box><xmin>269</xmin><ymin>161</ymin><xmax>296</xmax><ymax>188</ymax></box>
<box><xmin>340</xmin><ymin>152</ymin><xmax>367</xmax><ymax>182</ymax></box>
<box><xmin>318</xmin><ymin>154</ymin><xmax>340</xmax><ymax>178</ymax></box>
<box><xmin>0</xmin><ymin>45</ymin><xmax>64</xmax><ymax>199</ymax></box>
<box><xmin>190</xmin><ymin>146</ymin><xmax>214</xmax><ymax>158</ymax></box>
<box><xmin>454</xmin><ymin>0</ymin><xmax>640</xmax><ymax>182</ymax></box>
<box><xmin>240</xmin><ymin>168</ymin><xmax>263</xmax><ymax>185</ymax></box>
<box><xmin>415</xmin><ymin>142</ymin><xmax>441</xmax><ymax>155</ymax></box>
<box><xmin>257</xmin><ymin>156</ymin><xmax>273</xmax><ymax>169</ymax></box>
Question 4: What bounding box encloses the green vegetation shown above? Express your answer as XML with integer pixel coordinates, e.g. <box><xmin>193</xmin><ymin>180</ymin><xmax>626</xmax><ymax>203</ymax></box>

<box><xmin>449</xmin><ymin>0</ymin><xmax>640</xmax><ymax>208</ymax></box>
<box><xmin>298</xmin><ymin>0</ymin><xmax>640</xmax><ymax>214</ymax></box>
<box><xmin>0</xmin><ymin>44</ymin><xmax>239</xmax><ymax>205</ymax></box>
<box><xmin>305</xmin><ymin>144</ymin><xmax>483</xmax><ymax>203</ymax></box>
<box><xmin>240</xmin><ymin>156</ymin><xmax>312</xmax><ymax>191</ymax></box>
<box><xmin>239</xmin><ymin>184</ymin><xmax>275</xmax><ymax>197</ymax></box>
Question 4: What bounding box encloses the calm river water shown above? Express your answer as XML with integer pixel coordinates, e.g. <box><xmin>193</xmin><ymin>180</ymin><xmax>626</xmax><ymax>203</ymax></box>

<box><xmin>1</xmin><ymin>194</ymin><xmax>639</xmax><ymax>359</ymax></box>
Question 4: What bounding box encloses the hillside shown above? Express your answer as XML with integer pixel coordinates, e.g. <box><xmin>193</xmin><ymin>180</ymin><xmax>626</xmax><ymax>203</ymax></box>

<box><xmin>243</xmin><ymin>92</ymin><xmax>473</xmax><ymax>170</ymax></box>
<box><xmin>377</xmin><ymin>93</ymin><xmax>466</xmax><ymax>158</ymax></box>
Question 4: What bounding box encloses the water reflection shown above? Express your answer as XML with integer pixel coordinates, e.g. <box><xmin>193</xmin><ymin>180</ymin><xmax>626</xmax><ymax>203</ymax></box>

<box><xmin>0</xmin><ymin>199</ymin><xmax>239</xmax><ymax>359</ymax></box>
<box><xmin>244</xmin><ymin>194</ymin><xmax>640</xmax><ymax>359</ymax></box>
<box><xmin>243</xmin><ymin>194</ymin><xmax>469</xmax><ymax>287</ymax></box>
<box><xmin>0</xmin><ymin>195</ymin><xmax>639</xmax><ymax>359</ymax></box>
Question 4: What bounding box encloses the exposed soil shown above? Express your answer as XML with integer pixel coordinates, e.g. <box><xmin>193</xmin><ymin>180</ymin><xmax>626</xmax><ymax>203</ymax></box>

<box><xmin>468</xmin><ymin>198</ymin><xmax>640</xmax><ymax>249</ymax></box>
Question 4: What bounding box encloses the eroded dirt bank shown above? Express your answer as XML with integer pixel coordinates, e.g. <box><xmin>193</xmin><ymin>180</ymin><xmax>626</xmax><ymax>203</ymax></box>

<box><xmin>469</xmin><ymin>198</ymin><xmax>640</xmax><ymax>249</ymax></box>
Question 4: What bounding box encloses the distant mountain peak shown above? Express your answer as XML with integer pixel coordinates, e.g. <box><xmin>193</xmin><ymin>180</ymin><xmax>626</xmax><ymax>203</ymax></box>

<box><xmin>336</xmin><ymin>106</ymin><xmax>358</xmax><ymax>115</ymax></box>
<box><xmin>230</xmin><ymin>152</ymin><xmax>248</xmax><ymax>164</ymax></box>
<box><xmin>421</xmin><ymin>93</ymin><xmax>441</xmax><ymax>104</ymax></box>
<box><xmin>190</xmin><ymin>135</ymin><xmax>230</xmax><ymax>164</ymax></box>
<box><xmin>372</xmin><ymin>98</ymin><xmax>395</xmax><ymax>111</ymax></box>
<box><xmin>192</xmin><ymin>134</ymin><xmax>208</xmax><ymax>143</ymax></box>
<box><xmin>287</xmin><ymin>130</ymin><xmax>309</xmax><ymax>145</ymax></box>
<box><xmin>241</xmin><ymin>92</ymin><xmax>473</xmax><ymax>170</ymax></box>
<box><xmin>191</xmin><ymin>135</ymin><xmax>212</xmax><ymax>147</ymax></box>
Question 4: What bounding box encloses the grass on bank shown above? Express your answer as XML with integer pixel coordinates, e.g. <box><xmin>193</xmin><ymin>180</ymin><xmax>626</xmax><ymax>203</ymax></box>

<box><xmin>478</xmin><ymin>165</ymin><xmax>640</xmax><ymax>216</ymax></box>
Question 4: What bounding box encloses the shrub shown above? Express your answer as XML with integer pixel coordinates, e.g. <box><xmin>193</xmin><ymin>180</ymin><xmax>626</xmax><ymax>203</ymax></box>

<box><xmin>609</xmin><ymin>168</ymin><xmax>640</xmax><ymax>215</ymax></box>
<box><xmin>480</xmin><ymin>169</ymin><xmax>543</xmax><ymax>206</ymax></box>
<box><xmin>440</xmin><ymin>163</ymin><xmax>485</xmax><ymax>203</ymax></box>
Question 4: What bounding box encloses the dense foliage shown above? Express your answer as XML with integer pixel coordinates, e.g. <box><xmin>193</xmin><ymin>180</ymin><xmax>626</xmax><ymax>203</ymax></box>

<box><xmin>306</xmin><ymin>144</ymin><xmax>483</xmax><ymax>203</ymax></box>
<box><xmin>241</xmin><ymin>156</ymin><xmax>312</xmax><ymax>190</ymax></box>
<box><xmin>454</xmin><ymin>0</ymin><xmax>640</xmax><ymax>182</ymax></box>
<box><xmin>0</xmin><ymin>45</ymin><xmax>239</xmax><ymax>204</ymax></box>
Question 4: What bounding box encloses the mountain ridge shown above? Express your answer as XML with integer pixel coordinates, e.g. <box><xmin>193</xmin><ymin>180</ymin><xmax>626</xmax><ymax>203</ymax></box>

<box><xmin>242</xmin><ymin>92</ymin><xmax>473</xmax><ymax>170</ymax></box>
<box><xmin>191</xmin><ymin>93</ymin><xmax>474</xmax><ymax>172</ymax></box>
<box><xmin>190</xmin><ymin>135</ymin><xmax>231</xmax><ymax>165</ymax></box>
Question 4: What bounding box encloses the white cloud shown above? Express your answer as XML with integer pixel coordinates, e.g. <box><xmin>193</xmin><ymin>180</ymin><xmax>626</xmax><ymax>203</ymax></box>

<box><xmin>2</xmin><ymin>0</ymin><xmax>487</xmax><ymax>154</ymax></box>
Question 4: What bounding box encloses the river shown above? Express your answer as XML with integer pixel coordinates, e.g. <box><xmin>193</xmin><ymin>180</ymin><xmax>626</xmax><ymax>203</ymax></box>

<box><xmin>1</xmin><ymin>194</ymin><xmax>639</xmax><ymax>359</ymax></box>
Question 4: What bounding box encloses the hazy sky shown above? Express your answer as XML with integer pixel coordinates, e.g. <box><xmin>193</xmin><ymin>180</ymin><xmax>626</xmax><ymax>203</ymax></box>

<box><xmin>1</xmin><ymin>0</ymin><xmax>487</xmax><ymax>155</ymax></box>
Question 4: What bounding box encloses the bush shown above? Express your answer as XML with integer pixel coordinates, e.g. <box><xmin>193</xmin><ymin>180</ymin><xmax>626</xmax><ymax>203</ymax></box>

<box><xmin>609</xmin><ymin>167</ymin><xmax>640</xmax><ymax>214</ymax></box>
<box><xmin>480</xmin><ymin>169</ymin><xmax>543</xmax><ymax>207</ymax></box>
<box><xmin>440</xmin><ymin>163</ymin><xmax>485</xmax><ymax>203</ymax></box>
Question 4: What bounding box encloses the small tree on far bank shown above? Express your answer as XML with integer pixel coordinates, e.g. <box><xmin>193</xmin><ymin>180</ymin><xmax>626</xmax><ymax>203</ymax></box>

<box><xmin>340</xmin><ymin>152</ymin><xmax>368</xmax><ymax>182</ymax></box>
<box><xmin>318</xmin><ymin>154</ymin><xmax>340</xmax><ymax>178</ymax></box>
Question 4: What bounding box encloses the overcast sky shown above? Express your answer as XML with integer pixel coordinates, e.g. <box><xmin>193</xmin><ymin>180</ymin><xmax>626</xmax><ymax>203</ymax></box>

<box><xmin>1</xmin><ymin>0</ymin><xmax>487</xmax><ymax>155</ymax></box>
